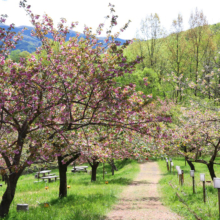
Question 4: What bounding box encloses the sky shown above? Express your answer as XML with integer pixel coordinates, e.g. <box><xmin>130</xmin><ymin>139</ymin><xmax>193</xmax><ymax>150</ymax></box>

<box><xmin>1</xmin><ymin>0</ymin><xmax>220</xmax><ymax>39</ymax></box>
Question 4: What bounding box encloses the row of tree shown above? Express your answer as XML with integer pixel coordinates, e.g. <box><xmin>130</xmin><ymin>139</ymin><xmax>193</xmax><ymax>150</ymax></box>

<box><xmin>0</xmin><ymin>1</ymin><xmax>171</xmax><ymax>217</ymax></box>
<box><xmin>1</xmin><ymin>2</ymin><xmax>218</xmax><ymax>219</ymax></box>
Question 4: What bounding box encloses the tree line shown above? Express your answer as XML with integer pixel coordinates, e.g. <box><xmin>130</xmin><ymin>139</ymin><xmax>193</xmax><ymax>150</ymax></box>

<box><xmin>121</xmin><ymin>9</ymin><xmax>220</xmax><ymax>104</ymax></box>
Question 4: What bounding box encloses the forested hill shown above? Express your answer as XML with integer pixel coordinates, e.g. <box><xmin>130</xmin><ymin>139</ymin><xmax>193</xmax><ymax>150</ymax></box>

<box><xmin>118</xmin><ymin>20</ymin><xmax>220</xmax><ymax>103</ymax></box>
<box><xmin>0</xmin><ymin>24</ymin><xmax>127</xmax><ymax>53</ymax></box>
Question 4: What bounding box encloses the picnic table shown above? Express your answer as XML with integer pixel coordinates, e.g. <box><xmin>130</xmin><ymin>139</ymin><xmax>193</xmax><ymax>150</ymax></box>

<box><xmin>71</xmin><ymin>166</ymin><xmax>88</xmax><ymax>173</ymax></box>
<box><xmin>36</xmin><ymin>170</ymin><xmax>51</xmax><ymax>178</ymax></box>
<box><xmin>35</xmin><ymin>170</ymin><xmax>51</xmax><ymax>182</ymax></box>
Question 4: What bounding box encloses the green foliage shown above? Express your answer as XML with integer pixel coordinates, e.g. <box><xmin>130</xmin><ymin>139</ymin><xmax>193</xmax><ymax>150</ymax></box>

<box><xmin>1</xmin><ymin>159</ymin><xmax>139</xmax><ymax>220</ymax></box>
<box><xmin>122</xmin><ymin>21</ymin><xmax>220</xmax><ymax>104</ymax></box>
<box><xmin>9</xmin><ymin>49</ymin><xmax>30</xmax><ymax>62</ymax></box>
<box><xmin>116</xmin><ymin>67</ymin><xmax>166</xmax><ymax>97</ymax></box>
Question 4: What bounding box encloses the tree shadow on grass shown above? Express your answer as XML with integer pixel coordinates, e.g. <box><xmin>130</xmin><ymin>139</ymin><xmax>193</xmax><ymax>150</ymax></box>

<box><xmin>66</xmin><ymin>160</ymin><xmax>137</xmax><ymax>186</ymax></box>
<box><xmin>160</xmin><ymin>173</ymin><xmax>172</xmax><ymax>176</ymax></box>
<box><xmin>6</xmin><ymin>193</ymin><xmax>116</xmax><ymax>220</ymax></box>
<box><xmin>114</xmin><ymin>159</ymin><xmax>134</xmax><ymax>170</ymax></box>
<box><xmin>47</xmin><ymin>194</ymin><xmax>115</xmax><ymax>220</ymax></box>
<box><xmin>107</xmin><ymin>177</ymin><xmax>132</xmax><ymax>185</ymax></box>
<box><xmin>128</xmin><ymin>180</ymin><xmax>158</xmax><ymax>185</ymax></box>
<box><xmin>69</xmin><ymin>177</ymin><xmax>133</xmax><ymax>186</ymax></box>
<box><xmin>119</xmin><ymin>196</ymin><xmax>160</xmax><ymax>202</ymax></box>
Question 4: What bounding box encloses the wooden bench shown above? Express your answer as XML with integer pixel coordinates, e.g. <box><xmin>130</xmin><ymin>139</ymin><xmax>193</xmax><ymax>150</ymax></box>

<box><xmin>71</xmin><ymin>167</ymin><xmax>87</xmax><ymax>173</ymax></box>
<box><xmin>41</xmin><ymin>175</ymin><xmax>59</xmax><ymax>183</ymax></box>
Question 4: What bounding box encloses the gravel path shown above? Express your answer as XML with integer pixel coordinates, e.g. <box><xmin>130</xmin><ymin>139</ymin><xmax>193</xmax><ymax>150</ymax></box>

<box><xmin>105</xmin><ymin>161</ymin><xmax>183</xmax><ymax>220</ymax></box>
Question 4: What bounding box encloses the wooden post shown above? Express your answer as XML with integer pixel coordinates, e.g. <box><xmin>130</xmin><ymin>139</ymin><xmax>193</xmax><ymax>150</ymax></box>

<box><xmin>103</xmin><ymin>163</ymin><xmax>105</xmax><ymax>180</ymax></box>
<box><xmin>173</xmin><ymin>166</ymin><xmax>174</xmax><ymax>175</ymax></box>
<box><xmin>170</xmin><ymin>161</ymin><xmax>172</xmax><ymax>173</ymax></box>
<box><xmin>192</xmin><ymin>177</ymin><xmax>195</xmax><ymax>194</ymax></box>
<box><xmin>182</xmin><ymin>170</ymin><xmax>184</xmax><ymax>184</ymax></box>
<box><xmin>166</xmin><ymin>162</ymin><xmax>169</xmax><ymax>171</ymax></box>
<box><xmin>218</xmin><ymin>188</ymin><xmax>220</xmax><ymax>219</ymax></box>
<box><xmin>203</xmin><ymin>181</ymin><xmax>206</xmax><ymax>203</ymax></box>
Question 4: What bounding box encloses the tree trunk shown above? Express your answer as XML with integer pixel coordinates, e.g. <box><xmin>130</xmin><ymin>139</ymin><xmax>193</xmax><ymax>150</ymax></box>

<box><xmin>113</xmin><ymin>161</ymin><xmax>118</xmax><ymax>171</ymax></box>
<box><xmin>186</xmin><ymin>159</ymin><xmax>195</xmax><ymax>171</ymax></box>
<box><xmin>111</xmin><ymin>166</ymin><xmax>114</xmax><ymax>176</ymax></box>
<box><xmin>91</xmin><ymin>160</ymin><xmax>99</xmax><ymax>182</ymax></box>
<box><xmin>109</xmin><ymin>159</ymin><xmax>117</xmax><ymax>175</ymax></box>
<box><xmin>184</xmin><ymin>146</ymin><xmax>195</xmax><ymax>171</ymax></box>
<box><xmin>58</xmin><ymin>156</ymin><xmax>67</xmax><ymax>198</ymax></box>
<box><xmin>207</xmin><ymin>162</ymin><xmax>216</xmax><ymax>180</ymax></box>
<box><xmin>0</xmin><ymin>173</ymin><xmax>20</xmax><ymax>217</ymax></box>
<box><xmin>57</xmin><ymin>152</ymin><xmax>81</xmax><ymax>198</ymax></box>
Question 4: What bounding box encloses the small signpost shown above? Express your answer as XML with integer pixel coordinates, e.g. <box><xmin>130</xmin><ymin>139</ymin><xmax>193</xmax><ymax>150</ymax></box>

<box><xmin>169</xmin><ymin>158</ymin><xmax>172</xmax><ymax>173</ymax></box>
<box><xmin>17</xmin><ymin>204</ymin><xmax>28</xmax><ymax>212</ymax></box>
<box><xmin>214</xmin><ymin>178</ymin><xmax>220</xmax><ymax>219</ymax></box>
<box><xmin>178</xmin><ymin>169</ymin><xmax>182</xmax><ymax>185</ymax></box>
<box><xmin>182</xmin><ymin>170</ymin><xmax>184</xmax><ymax>184</ymax></box>
<box><xmin>190</xmin><ymin>170</ymin><xmax>195</xmax><ymax>194</ymax></box>
<box><xmin>171</xmin><ymin>162</ymin><xmax>174</xmax><ymax>175</ymax></box>
<box><xmin>166</xmin><ymin>159</ymin><xmax>169</xmax><ymax>171</ymax></box>
<box><xmin>200</xmin><ymin>173</ymin><xmax>206</xmax><ymax>203</ymax></box>
<box><xmin>176</xmin><ymin>166</ymin><xmax>180</xmax><ymax>178</ymax></box>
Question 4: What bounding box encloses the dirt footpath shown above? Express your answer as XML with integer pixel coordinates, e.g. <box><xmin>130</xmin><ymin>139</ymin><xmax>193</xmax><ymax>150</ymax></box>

<box><xmin>105</xmin><ymin>161</ymin><xmax>183</xmax><ymax>220</ymax></box>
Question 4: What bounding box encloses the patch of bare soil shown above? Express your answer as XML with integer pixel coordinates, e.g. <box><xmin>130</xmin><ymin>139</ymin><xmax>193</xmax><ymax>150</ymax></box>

<box><xmin>105</xmin><ymin>161</ymin><xmax>183</xmax><ymax>220</ymax></box>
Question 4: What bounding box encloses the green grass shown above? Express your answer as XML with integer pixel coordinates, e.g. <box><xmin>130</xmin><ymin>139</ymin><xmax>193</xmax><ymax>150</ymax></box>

<box><xmin>1</xmin><ymin>159</ymin><xmax>139</xmax><ymax>220</ymax></box>
<box><xmin>157</xmin><ymin>157</ymin><xmax>220</xmax><ymax>220</ymax></box>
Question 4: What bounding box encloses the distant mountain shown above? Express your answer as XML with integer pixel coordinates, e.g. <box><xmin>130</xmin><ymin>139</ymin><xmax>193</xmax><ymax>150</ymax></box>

<box><xmin>0</xmin><ymin>24</ymin><xmax>127</xmax><ymax>53</ymax></box>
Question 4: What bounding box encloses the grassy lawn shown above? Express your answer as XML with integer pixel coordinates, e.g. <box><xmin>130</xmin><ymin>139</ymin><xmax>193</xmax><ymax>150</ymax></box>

<box><xmin>1</xmin><ymin>159</ymin><xmax>139</xmax><ymax>220</ymax></box>
<box><xmin>157</xmin><ymin>157</ymin><xmax>220</xmax><ymax>220</ymax></box>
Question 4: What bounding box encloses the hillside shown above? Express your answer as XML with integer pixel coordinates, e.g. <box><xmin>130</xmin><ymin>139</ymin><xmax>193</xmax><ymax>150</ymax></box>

<box><xmin>0</xmin><ymin>24</ymin><xmax>127</xmax><ymax>53</ymax></box>
<box><xmin>119</xmin><ymin>21</ymin><xmax>220</xmax><ymax>103</ymax></box>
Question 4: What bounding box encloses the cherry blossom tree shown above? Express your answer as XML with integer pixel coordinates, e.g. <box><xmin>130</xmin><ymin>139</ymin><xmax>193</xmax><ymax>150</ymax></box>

<box><xmin>167</xmin><ymin>105</ymin><xmax>220</xmax><ymax>179</ymax></box>
<box><xmin>0</xmin><ymin>1</ymin><xmax>173</xmax><ymax>216</ymax></box>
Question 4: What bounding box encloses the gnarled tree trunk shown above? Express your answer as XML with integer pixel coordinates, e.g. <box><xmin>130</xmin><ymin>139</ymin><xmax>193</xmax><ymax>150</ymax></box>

<box><xmin>186</xmin><ymin>159</ymin><xmax>195</xmax><ymax>171</ymax></box>
<box><xmin>207</xmin><ymin>162</ymin><xmax>216</xmax><ymax>180</ymax></box>
<box><xmin>183</xmin><ymin>146</ymin><xmax>196</xmax><ymax>171</ymax></box>
<box><xmin>0</xmin><ymin>171</ymin><xmax>22</xmax><ymax>217</ymax></box>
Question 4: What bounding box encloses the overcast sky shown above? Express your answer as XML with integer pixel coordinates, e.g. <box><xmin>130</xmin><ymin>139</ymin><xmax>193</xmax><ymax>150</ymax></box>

<box><xmin>1</xmin><ymin>0</ymin><xmax>220</xmax><ymax>39</ymax></box>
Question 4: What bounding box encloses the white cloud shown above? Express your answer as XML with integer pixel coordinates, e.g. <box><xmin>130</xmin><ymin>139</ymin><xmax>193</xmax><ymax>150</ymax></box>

<box><xmin>0</xmin><ymin>0</ymin><xmax>220</xmax><ymax>39</ymax></box>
